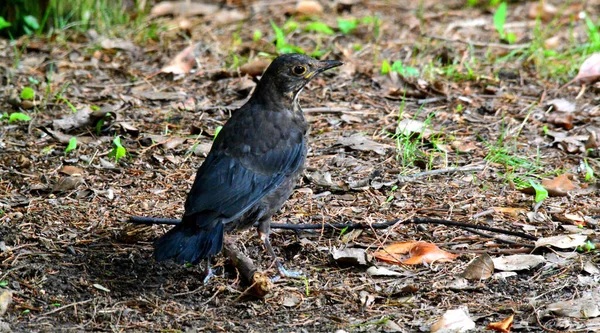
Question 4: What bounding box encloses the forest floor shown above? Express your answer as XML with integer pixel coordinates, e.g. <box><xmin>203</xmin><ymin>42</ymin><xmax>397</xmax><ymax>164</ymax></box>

<box><xmin>1</xmin><ymin>0</ymin><xmax>599</xmax><ymax>332</ymax></box>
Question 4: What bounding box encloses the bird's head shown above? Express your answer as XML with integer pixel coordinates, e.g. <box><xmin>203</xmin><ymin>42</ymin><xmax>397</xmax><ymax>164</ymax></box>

<box><xmin>252</xmin><ymin>54</ymin><xmax>343</xmax><ymax>105</ymax></box>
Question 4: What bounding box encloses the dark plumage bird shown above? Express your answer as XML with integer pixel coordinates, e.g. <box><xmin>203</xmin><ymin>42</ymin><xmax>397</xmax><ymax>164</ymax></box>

<box><xmin>153</xmin><ymin>54</ymin><xmax>342</xmax><ymax>277</ymax></box>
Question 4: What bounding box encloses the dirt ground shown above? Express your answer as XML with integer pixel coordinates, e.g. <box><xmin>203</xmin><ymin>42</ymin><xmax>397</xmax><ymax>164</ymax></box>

<box><xmin>1</xmin><ymin>0</ymin><xmax>600</xmax><ymax>332</ymax></box>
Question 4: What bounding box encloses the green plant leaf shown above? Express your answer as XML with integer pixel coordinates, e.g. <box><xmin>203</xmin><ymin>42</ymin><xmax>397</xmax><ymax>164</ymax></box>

<box><xmin>213</xmin><ymin>126</ymin><xmax>223</xmax><ymax>141</ymax></box>
<box><xmin>20</xmin><ymin>87</ymin><xmax>35</xmax><ymax>100</ymax></box>
<box><xmin>0</xmin><ymin>280</ymin><xmax>7</xmax><ymax>287</ymax></box>
<box><xmin>337</xmin><ymin>18</ymin><xmax>358</xmax><ymax>34</ymax></box>
<box><xmin>529</xmin><ymin>180</ymin><xmax>548</xmax><ymax>203</ymax></box>
<box><xmin>584</xmin><ymin>159</ymin><xmax>595</xmax><ymax>182</ymax></box>
<box><xmin>304</xmin><ymin>22</ymin><xmax>334</xmax><ymax>35</ymax></box>
<box><xmin>391</xmin><ymin>60</ymin><xmax>419</xmax><ymax>77</ymax></box>
<box><xmin>380</xmin><ymin>60</ymin><xmax>391</xmax><ymax>74</ymax></box>
<box><xmin>23</xmin><ymin>15</ymin><xmax>40</xmax><ymax>30</ymax></box>
<box><xmin>109</xmin><ymin>136</ymin><xmax>127</xmax><ymax>162</ymax></box>
<box><xmin>8</xmin><ymin>112</ymin><xmax>31</xmax><ymax>123</ymax></box>
<box><xmin>493</xmin><ymin>2</ymin><xmax>507</xmax><ymax>39</ymax></box>
<box><xmin>252</xmin><ymin>29</ymin><xmax>262</xmax><ymax>42</ymax></box>
<box><xmin>0</xmin><ymin>17</ymin><xmax>11</xmax><ymax>30</ymax></box>
<box><xmin>270</xmin><ymin>20</ymin><xmax>286</xmax><ymax>49</ymax></box>
<box><xmin>65</xmin><ymin>137</ymin><xmax>77</xmax><ymax>154</ymax></box>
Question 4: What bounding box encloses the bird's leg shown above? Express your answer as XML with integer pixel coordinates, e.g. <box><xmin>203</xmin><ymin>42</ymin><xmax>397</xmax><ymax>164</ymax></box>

<box><xmin>257</xmin><ymin>218</ymin><xmax>303</xmax><ymax>278</ymax></box>
<box><xmin>202</xmin><ymin>256</ymin><xmax>214</xmax><ymax>284</ymax></box>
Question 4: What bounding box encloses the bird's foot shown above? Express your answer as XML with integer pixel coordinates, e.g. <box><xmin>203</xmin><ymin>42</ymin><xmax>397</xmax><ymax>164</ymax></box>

<box><xmin>203</xmin><ymin>264</ymin><xmax>214</xmax><ymax>284</ymax></box>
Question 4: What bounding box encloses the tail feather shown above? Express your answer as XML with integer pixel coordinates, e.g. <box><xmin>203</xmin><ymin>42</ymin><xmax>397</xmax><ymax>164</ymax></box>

<box><xmin>153</xmin><ymin>219</ymin><xmax>224</xmax><ymax>264</ymax></box>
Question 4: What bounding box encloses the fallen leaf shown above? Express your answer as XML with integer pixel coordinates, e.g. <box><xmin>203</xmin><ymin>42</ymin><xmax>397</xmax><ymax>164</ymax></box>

<box><xmin>366</xmin><ymin>266</ymin><xmax>404</xmax><ymax>277</ymax></box>
<box><xmin>546</xmin><ymin>99</ymin><xmax>576</xmax><ymax>113</ymax></box>
<box><xmin>397</xmin><ymin>119</ymin><xmax>432</xmax><ymax>139</ymax></box>
<box><xmin>52</xmin><ymin>106</ymin><xmax>93</xmax><ymax>132</ymax></box>
<box><xmin>100</xmin><ymin>38</ymin><xmax>138</xmax><ymax>53</ymax></box>
<box><xmin>430</xmin><ymin>308</ymin><xmax>476</xmax><ymax>332</ymax></box>
<box><xmin>337</xmin><ymin>134</ymin><xmax>391</xmax><ymax>155</ymax></box>
<box><xmin>573</xmin><ymin>53</ymin><xmax>600</xmax><ymax>85</ymax></box>
<box><xmin>359</xmin><ymin>290</ymin><xmax>375</xmax><ymax>309</ymax></box>
<box><xmin>492</xmin><ymin>254</ymin><xmax>545</xmax><ymax>271</ymax></box>
<box><xmin>59</xmin><ymin>165</ymin><xmax>83</xmax><ymax>176</ymax></box>
<box><xmin>487</xmin><ymin>314</ymin><xmax>514</xmax><ymax>333</ymax></box>
<box><xmin>161</xmin><ymin>137</ymin><xmax>187</xmax><ymax>150</ymax></box>
<box><xmin>282</xmin><ymin>292</ymin><xmax>302</xmax><ymax>307</ymax></box>
<box><xmin>93</xmin><ymin>283</ymin><xmax>110</xmax><ymax>292</ymax></box>
<box><xmin>527</xmin><ymin>0</ymin><xmax>557</xmax><ymax>21</ymax></box>
<box><xmin>161</xmin><ymin>43</ymin><xmax>202</xmax><ymax>75</ymax></box>
<box><xmin>0</xmin><ymin>290</ymin><xmax>12</xmax><ymax>316</ymax></box>
<box><xmin>212</xmin><ymin>9</ymin><xmax>246</xmax><ymax>25</ymax></box>
<box><xmin>546</xmin><ymin>112</ymin><xmax>574</xmax><ymax>130</ymax></box>
<box><xmin>296</xmin><ymin>0</ymin><xmax>323</xmax><ymax>15</ymax></box>
<box><xmin>541</xmin><ymin>173</ymin><xmax>579</xmax><ymax>196</ymax></box>
<box><xmin>493</xmin><ymin>207</ymin><xmax>527</xmax><ymax>217</ymax></box>
<box><xmin>331</xmin><ymin>247</ymin><xmax>372</xmax><ymax>266</ymax></box>
<box><xmin>240</xmin><ymin>58</ymin><xmax>271</xmax><ymax>77</ymax></box>
<box><xmin>150</xmin><ymin>1</ymin><xmax>219</xmax><ymax>17</ymax></box>
<box><xmin>547</xmin><ymin>290</ymin><xmax>600</xmax><ymax>318</ymax></box>
<box><xmin>535</xmin><ymin>234</ymin><xmax>587</xmax><ymax>249</ymax></box>
<box><xmin>374</xmin><ymin>241</ymin><xmax>457</xmax><ymax>265</ymax></box>
<box><xmin>460</xmin><ymin>253</ymin><xmax>494</xmax><ymax>280</ymax></box>
<box><xmin>450</xmin><ymin>140</ymin><xmax>477</xmax><ymax>153</ymax></box>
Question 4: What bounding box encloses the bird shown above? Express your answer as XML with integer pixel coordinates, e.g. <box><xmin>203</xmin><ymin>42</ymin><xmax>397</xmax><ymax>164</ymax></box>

<box><xmin>152</xmin><ymin>54</ymin><xmax>342</xmax><ymax>279</ymax></box>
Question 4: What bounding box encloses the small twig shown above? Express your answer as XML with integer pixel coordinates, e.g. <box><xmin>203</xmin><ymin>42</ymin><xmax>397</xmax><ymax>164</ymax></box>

<box><xmin>423</xmin><ymin>34</ymin><xmax>530</xmax><ymax>50</ymax></box>
<box><xmin>397</xmin><ymin>165</ymin><xmax>485</xmax><ymax>182</ymax></box>
<box><xmin>128</xmin><ymin>216</ymin><xmax>537</xmax><ymax>241</ymax></box>
<box><xmin>36</xmin><ymin>299</ymin><xmax>93</xmax><ymax>319</ymax></box>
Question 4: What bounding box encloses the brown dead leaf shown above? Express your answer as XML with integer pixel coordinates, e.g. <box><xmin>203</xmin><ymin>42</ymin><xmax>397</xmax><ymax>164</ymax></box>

<box><xmin>493</xmin><ymin>207</ymin><xmax>527</xmax><ymax>217</ymax></box>
<box><xmin>461</xmin><ymin>253</ymin><xmax>494</xmax><ymax>280</ymax></box>
<box><xmin>213</xmin><ymin>10</ymin><xmax>246</xmax><ymax>25</ymax></box>
<box><xmin>546</xmin><ymin>112</ymin><xmax>574</xmax><ymax>130</ymax></box>
<box><xmin>451</xmin><ymin>140</ymin><xmax>477</xmax><ymax>153</ymax></box>
<box><xmin>430</xmin><ymin>308</ymin><xmax>476</xmax><ymax>332</ymax></box>
<box><xmin>53</xmin><ymin>176</ymin><xmax>83</xmax><ymax>192</ymax></box>
<box><xmin>373</xmin><ymin>241</ymin><xmax>457</xmax><ymax>265</ymax></box>
<box><xmin>52</xmin><ymin>106</ymin><xmax>93</xmax><ymax>132</ymax></box>
<box><xmin>161</xmin><ymin>43</ymin><xmax>202</xmax><ymax>75</ymax></box>
<box><xmin>296</xmin><ymin>0</ymin><xmax>323</xmax><ymax>16</ymax></box>
<box><xmin>527</xmin><ymin>0</ymin><xmax>557</xmax><ymax>22</ymax></box>
<box><xmin>150</xmin><ymin>1</ymin><xmax>218</xmax><ymax>17</ymax></box>
<box><xmin>240</xmin><ymin>58</ymin><xmax>271</xmax><ymax>77</ymax></box>
<box><xmin>541</xmin><ymin>173</ymin><xmax>579</xmax><ymax>196</ymax></box>
<box><xmin>487</xmin><ymin>314</ymin><xmax>514</xmax><ymax>333</ymax></box>
<box><xmin>59</xmin><ymin>165</ymin><xmax>84</xmax><ymax>176</ymax></box>
<box><xmin>100</xmin><ymin>38</ymin><xmax>138</xmax><ymax>53</ymax></box>
<box><xmin>573</xmin><ymin>53</ymin><xmax>600</xmax><ymax>84</ymax></box>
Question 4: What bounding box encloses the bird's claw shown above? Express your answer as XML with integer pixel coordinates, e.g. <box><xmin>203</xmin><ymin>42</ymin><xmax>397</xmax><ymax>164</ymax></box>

<box><xmin>202</xmin><ymin>265</ymin><xmax>214</xmax><ymax>284</ymax></box>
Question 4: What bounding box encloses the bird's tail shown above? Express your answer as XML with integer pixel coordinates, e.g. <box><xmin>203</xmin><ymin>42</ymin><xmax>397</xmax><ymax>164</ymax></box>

<box><xmin>153</xmin><ymin>216</ymin><xmax>224</xmax><ymax>264</ymax></box>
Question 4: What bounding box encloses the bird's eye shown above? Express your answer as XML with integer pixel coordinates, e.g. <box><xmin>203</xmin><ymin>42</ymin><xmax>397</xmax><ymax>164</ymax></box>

<box><xmin>292</xmin><ymin>65</ymin><xmax>307</xmax><ymax>76</ymax></box>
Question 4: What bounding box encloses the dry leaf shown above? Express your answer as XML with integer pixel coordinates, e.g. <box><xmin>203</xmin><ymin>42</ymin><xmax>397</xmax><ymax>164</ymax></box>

<box><xmin>547</xmin><ymin>290</ymin><xmax>600</xmax><ymax>318</ymax></box>
<box><xmin>59</xmin><ymin>165</ymin><xmax>84</xmax><ymax>176</ymax></box>
<box><xmin>296</xmin><ymin>0</ymin><xmax>323</xmax><ymax>15</ymax></box>
<box><xmin>546</xmin><ymin>98</ymin><xmax>576</xmax><ymax>113</ymax></box>
<box><xmin>151</xmin><ymin>1</ymin><xmax>219</xmax><ymax>17</ymax></box>
<box><xmin>546</xmin><ymin>112</ymin><xmax>574</xmax><ymax>130</ymax></box>
<box><xmin>450</xmin><ymin>140</ymin><xmax>477</xmax><ymax>153</ymax></box>
<box><xmin>397</xmin><ymin>119</ymin><xmax>432</xmax><ymax>138</ymax></box>
<box><xmin>487</xmin><ymin>314</ymin><xmax>514</xmax><ymax>333</ymax></box>
<box><xmin>100</xmin><ymin>38</ymin><xmax>138</xmax><ymax>52</ymax></box>
<box><xmin>493</xmin><ymin>207</ymin><xmax>527</xmax><ymax>217</ymax></box>
<box><xmin>240</xmin><ymin>58</ymin><xmax>271</xmax><ymax>77</ymax></box>
<box><xmin>337</xmin><ymin>134</ymin><xmax>391</xmax><ymax>155</ymax></box>
<box><xmin>161</xmin><ymin>43</ymin><xmax>202</xmax><ymax>75</ymax></box>
<box><xmin>461</xmin><ymin>253</ymin><xmax>494</xmax><ymax>280</ymax></box>
<box><xmin>430</xmin><ymin>308</ymin><xmax>476</xmax><ymax>332</ymax></box>
<box><xmin>527</xmin><ymin>0</ymin><xmax>557</xmax><ymax>22</ymax></box>
<box><xmin>374</xmin><ymin>241</ymin><xmax>457</xmax><ymax>265</ymax></box>
<box><xmin>573</xmin><ymin>53</ymin><xmax>600</xmax><ymax>84</ymax></box>
<box><xmin>331</xmin><ymin>248</ymin><xmax>371</xmax><ymax>266</ymax></box>
<box><xmin>541</xmin><ymin>173</ymin><xmax>579</xmax><ymax>196</ymax></box>
<box><xmin>535</xmin><ymin>234</ymin><xmax>587</xmax><ymax>249</ymax></box>
<box><xmin>0</xmin><ymin>290</ymin><xmax>12</xmax><ymax>316</ymax></box>
<box><xmin>213</xmin><ymin>9</ymin><xmax>246</xmax><ymax>25</ymax></box>
<box><xmin>492</xmin><ymin>254</ymin><xmax>545</xmax><ymax>271</ymax></box>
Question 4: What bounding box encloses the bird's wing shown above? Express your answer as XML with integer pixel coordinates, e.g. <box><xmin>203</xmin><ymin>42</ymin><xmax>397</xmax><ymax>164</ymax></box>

<box><xmin>183</xmin><ymin>136</ymin><xmax>304</xmax><ymax>223</ymax></box>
